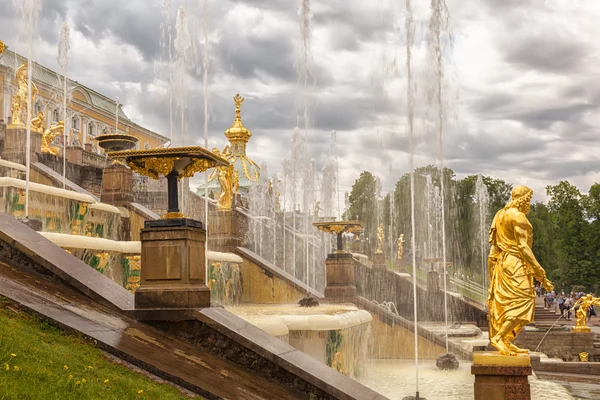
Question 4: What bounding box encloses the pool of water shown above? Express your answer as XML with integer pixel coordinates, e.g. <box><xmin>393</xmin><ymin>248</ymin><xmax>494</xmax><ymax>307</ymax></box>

<box><xmin>360</xmin><ymin>359</ymin><xmax>572</xmax><ymax>400</ymax></box>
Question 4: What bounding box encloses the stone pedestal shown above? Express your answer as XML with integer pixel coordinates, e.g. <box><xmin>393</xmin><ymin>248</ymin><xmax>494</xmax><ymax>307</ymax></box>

<box><xmin>3</xmin><ymin>126</ymin><xmax>42</xmax><ymax>165</ymax></box>
<box><xmin>395</xmin><ymin>257</ymin><xmax>404</xmax><ymax>272</ymax></box>
<box><xmin>208</xmin><ymin>209</ymin><xmax>244</xmax><ymax>253</ymax></box>
<box><xmin>135</xmin><ymin>219</ymin><xmax>210</xmax><ymax>312</ymax></box>
<box><xmin>572</xmin><ymin>326</ymin><xmax>591</xmax><ymax>333</ymax></box>
<box><xmin>427</xmin><ymin>271</ymin><xmax>440</xmax><ymax>292</ymax></box>
<box><xmin>66</xmin><ymin>146</ymin><xmax>83</xmax><ymax>166</ymax></box>
<box><xmin>101</xmin><ymin>163</ymin><xmax>134</xmax><ymax>205</ymax></box>
<box><xmin>372</xmin><ymin>252</ymin><xmax>386</xmax><ymax>269</ymax></box>
<box><xmin>471</xmin><ymin>352</ymin><xmax>531</xmax><ymax>400</ymax></box>
<box><xmin>324</xmin><ymin>253</ymin><xmax>356</xmax><ymax>299</ymax></box>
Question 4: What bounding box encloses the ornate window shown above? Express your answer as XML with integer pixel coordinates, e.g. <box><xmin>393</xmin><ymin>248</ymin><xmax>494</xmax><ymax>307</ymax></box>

<box><xmin>88</xmin><ymin>121</ymin><xmax>95</xmax><ymax>136</ymax></box>
<box><xmin>72</xmin><ymin>116</ymin><xmax>79</xmax><ymax>130</ymax></box>
<box><xmin>52</xmin><ymin>109</ymin><xmax>59</xmax><ymax>123</ymax></box>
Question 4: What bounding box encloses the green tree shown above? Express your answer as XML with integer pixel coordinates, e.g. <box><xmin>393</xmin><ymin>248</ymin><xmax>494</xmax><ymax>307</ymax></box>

<box><xmin>344</xmin><ymin>171</ymin><xmax>379</xmax><ymax>250</ymax></box>
<box><xmin>546</xmin><ymin>181</ymin><xmax>592</xmax><ymax>290</ymax></box>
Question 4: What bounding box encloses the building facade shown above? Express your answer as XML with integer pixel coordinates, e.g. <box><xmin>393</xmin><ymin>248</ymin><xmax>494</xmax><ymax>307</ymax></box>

<box><xmin>0</xmin><ymin>46</ymin><xmax>168</xmax><ymax>153</ymax></box>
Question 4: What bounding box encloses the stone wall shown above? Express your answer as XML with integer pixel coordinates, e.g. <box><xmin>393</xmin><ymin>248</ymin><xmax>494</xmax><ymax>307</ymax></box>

<box><xmin>354</xmin><ymin>261</ymin><xmax>488</xmax><ymax>327</ymax></box>
<box><xmin>515</xmin><ymin>330</ymin><xmax>597</xmax><ymax>361</ymax></box>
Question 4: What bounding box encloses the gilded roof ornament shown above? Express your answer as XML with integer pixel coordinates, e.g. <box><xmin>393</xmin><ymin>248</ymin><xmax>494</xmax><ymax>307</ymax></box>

<box><xmin>0</xmin><ymin>40</ymin><xmax>5</xmax><ymax>54</ymax></box>
<box><xmin>224</xmin><ymin>93</ymin><xmax>252</xmax><ymax>143</ymax></box>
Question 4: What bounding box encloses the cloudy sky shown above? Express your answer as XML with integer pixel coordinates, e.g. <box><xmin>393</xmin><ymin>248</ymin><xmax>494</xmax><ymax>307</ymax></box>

<box><xmin>1</xmin><ymin>0</ymin><xmax>599</xmax><ymax>203</ymax></box>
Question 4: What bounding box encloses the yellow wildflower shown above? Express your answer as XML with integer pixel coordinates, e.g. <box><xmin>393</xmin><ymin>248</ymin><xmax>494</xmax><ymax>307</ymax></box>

<box><xmin>10</xmin><ymin>354</ymin><xmax>16</xmax><ymax>357</ymax></box>
<box><xmin>69</xmin><ymin>374</ymin><xmax>73</xmax><ymax>380</ymax></box>
<box><xmin>82</xmin><ymin>378</ymin><xmax>86</xmax><ymax>383</ymax></box>
<box><xmin>87</xmin><ymin>366</ymin><xmax>93</xmax><ymax>370</ymax></box>
<box><xmin>13</xmin><ymin>366</ymin><xmax>19</xmax><ymax>371</ymax></box>
<box><xmin>63</xmin><ymin>365</ymin><xmax>69</xmax><ymax>370</ymax></box>
<box><xmin>138</xmin><ymin>390</ymin><xmax>144</xmax><ymax>394</ymax></box>
<box><xmin>4</xmin><ymin>364</ymin><xmax>8</xmax><ymax>371</ymax></box>
<box><xmin>104</xmin><ymin>379</ymin><xmax>109</xmax><ymax>384</ymax></box>
<box><xmin>75</xmin><ymin>380</ymin><xmax>81</xmax><ymax>385</ymax></box>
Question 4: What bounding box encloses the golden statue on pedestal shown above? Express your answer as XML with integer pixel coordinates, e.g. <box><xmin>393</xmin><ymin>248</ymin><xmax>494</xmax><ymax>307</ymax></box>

<box><xmin>572</xmin><ymin>294</ymin><xmax>600</xmax><ymax>333</ymax></box>
<box><xmin>487</xmin><ymin>186</ymin><xmax>553</xmax><ymax>356</ymax></box>
<box><xmin>376</xmin><ymin>223</ymin><xmax>384</xmax><ymax>254</ymax></box>
<box><xmin>397</xmin><ymin>234</ymin><xmax>405</xmax><ymax>259</ymax></box>
<box><xmin>10</xmin><ymin>62</ymin><xmax>39</xmax><ymax>127</ymax></box>
<box><xmin>212</xmin><ymin>147</ymin><xmax>234</xmax><ymax>211</ymax></box>
<box><xmin>41</xmin><ymin>120</ymin><xmax>64</xmax><ymax>155</ymax></box>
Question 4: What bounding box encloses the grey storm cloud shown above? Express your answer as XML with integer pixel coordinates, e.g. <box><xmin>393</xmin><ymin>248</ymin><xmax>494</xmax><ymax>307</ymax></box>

<box><xmin>1</xmin><ymin>0</ymin><xmax>600</xmax><ymax>196</ymax></box>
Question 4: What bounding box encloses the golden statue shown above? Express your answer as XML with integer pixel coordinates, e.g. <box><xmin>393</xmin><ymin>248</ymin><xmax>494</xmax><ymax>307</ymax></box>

<box><xmin>397</xmin><ymin>234</ymin><xmax>405</xmax><ymax>259</ymax></box>
<box><xmin>232</xmin><ymin>170</ymin><xmax>240</xmax><ymax>194</ymax></box>
<box><xmin>267</xmin><ymin>179</ymin><xmax>273</xmax><ymax>197</ymax></box>
<box><xmin>10</xmin><ymin>62</ymin><xmax>38</xmax><ymax>127</ymax></box>
<box><xmin>41</xmin><ymin>120</ymin><xmax>64</xmax><ymax>155</ymax></box>
<box><xmin>212</xmin><ymin>147</ymin><xmax>234</xmax><ymax>210</ymax></box>
<box><xmin>275</xmin><ymin>190</ymin><xmax>281</xmax><ymax>212</ymax></box>
<box><xmin>487</xmin><ymin>186</ymin><xmax>553</xmax><ymax>356</ymax></box>
<box><xmin>31</xmin><ymin>111</ymin><xmax>45</xmax><ymax>132</ymax></box>
<box><xmin>376</xmin><ymin>223</ymin><xmax>384</xmax><ymax>254</ymax></box>
<box><xmin>0</xmin><ymin>40</ymin><xmax>5</xmax><ymax>54</ymax></box>
<box><xmin>573</xmin><ymin>294</ymin><xmax>600</xmax><ymax>333</ymax></box>
<box><xmin>580</xmin><ymin>351</ymin><xmax>590</xmax><ymax>362</ymax></box>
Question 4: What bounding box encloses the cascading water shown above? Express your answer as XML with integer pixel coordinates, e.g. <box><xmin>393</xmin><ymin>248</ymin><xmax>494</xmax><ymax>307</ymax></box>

<box><xmin>57</xmin><ymin>22</ymin><xmax>70</xmax><ymax>189</ymax></box>
<box><xmin>475</xmin><ymin>174</ymin><xmax>490</xmax><ymax>304</ymax></box>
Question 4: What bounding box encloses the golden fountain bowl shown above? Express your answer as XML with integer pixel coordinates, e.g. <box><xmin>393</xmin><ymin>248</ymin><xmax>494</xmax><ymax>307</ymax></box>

<box><xmin>313</xmin><ymin>220</ymin><xmax>362</xmax><ymax>254</ymax></box>
<box><xmin>312</xmin><ymin>220</ymin><xmax>362</xmax><ymax>235</ymax></box>
<box><xmin>107</xmin><ymin>146</ymin><xmax>230</xmax><ymax>180</ymax></box>
<box><xmin>96</xmin><ymin>133</ymin><xmax>138</xmax><ymax>153</ymax></box>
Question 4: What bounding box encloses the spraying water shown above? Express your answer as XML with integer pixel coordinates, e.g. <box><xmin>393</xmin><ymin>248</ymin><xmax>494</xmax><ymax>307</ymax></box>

<box><xmin>12</xmin><ymin>0</ymin><xmax>42</xmax><ymax>218</ymax></box>
<box><xmin>174</xmin><ymin>6</ymin><xmax>192</xmax><ymax>214</ymax></box>
<box><xmin>429</xmin><ymin>0</ymin><xmax>451</xmax><ymax>353</ymax></box>
<box><xmin>159</xmin><ymin>0</ymin><xmax>174</xmax><ymax>143</ymax></box>
<box><xmin>57</xmin><ymin>22</ymin><xmax>70</xmax><ymax>189</ymax></box>
<box><xmin>475</xmin><ymin>174</ymin><xmax>490</xmax><ymax>303</ymax></box>
<box><xmin>201</xmin><ymin>0</ymin><xmax>211</xmax><ymax>292</ymax></box>
<box><xmin>298</xmin><ymin>0</ymin><xmax>314</xmax><ymax>291</ymax></box>
<box><xmin>405</xmin><ymin>0</ymin><xmax>420</xmax><ymax>396</ymax></box>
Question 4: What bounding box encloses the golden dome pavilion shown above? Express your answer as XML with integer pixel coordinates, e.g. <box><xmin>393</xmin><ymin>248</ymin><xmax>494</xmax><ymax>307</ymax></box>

<box><xmin>198</xmin><ymin>94</ymin><xmax>260</xmax><ymax>196</ymax></box>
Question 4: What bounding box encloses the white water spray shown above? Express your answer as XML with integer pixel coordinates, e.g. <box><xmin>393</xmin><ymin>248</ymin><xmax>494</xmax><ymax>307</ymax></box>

<box><xmin>57</xmin><ymin>22</ymin><xmax>70</xmax><ymax>189</ymax></box>
<box><xmin>428</xmin><ymin>0</ymin><xmax>451</xmax><ymax>352</ymax></box>
<box><xmin>13</xmin><ymin>0</ymin><xmax>42</xmax><ymax>218</ymax></box>
<box><xmin>201</xmin><ymin>0</ymin><xmax>211</xmax><ymax>289</ymax></box>
<box><xmin>405</xmin><ymin>0</ymin><xmax>420</xmax><ymax>396</ymax></box>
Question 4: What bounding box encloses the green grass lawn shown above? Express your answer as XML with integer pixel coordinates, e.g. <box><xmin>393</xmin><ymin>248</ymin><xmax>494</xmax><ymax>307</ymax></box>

<box><xmin>0</xmin><ymin>297</ymin><xmax>202</xmax><ymax>400</ymax></box>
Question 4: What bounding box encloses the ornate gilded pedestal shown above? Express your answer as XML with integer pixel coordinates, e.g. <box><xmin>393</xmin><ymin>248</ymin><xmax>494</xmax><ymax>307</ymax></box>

<box><xmin>313</xmin><ymin>221</ymin><xmax>362</xmax><ymax>300</ymax></box>
<box><xmin>108</xmin><ymin>147</ymin><xmax>228</xmax><ymax>316</ymax></box>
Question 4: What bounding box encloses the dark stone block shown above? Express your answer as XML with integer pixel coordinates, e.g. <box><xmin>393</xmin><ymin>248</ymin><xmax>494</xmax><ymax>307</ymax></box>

<box><xmin>17</xmin><ymin>218</ymin><xmax>42</xmax><ymax>232</ymax></box>
<box><xmin>436</xmin><ymin>352</ymin><xmax>460</xmax><ymax>370</ymax></box>
<box><xmin>144</xmin><ymin>218</ymin><xmax>203</xmax><ymax>229</ymax></box>
<box><xmin>472</xmin><ymin>364</ymin><xmax>532</xmax><ymax>400</ymax></box>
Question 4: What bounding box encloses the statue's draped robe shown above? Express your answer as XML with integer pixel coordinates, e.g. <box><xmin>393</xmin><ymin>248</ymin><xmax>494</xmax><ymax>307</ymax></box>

<box><xmin>488</xmin><ymin>208</ymin><xmax>535</xmax><ymax>342</ymax></box>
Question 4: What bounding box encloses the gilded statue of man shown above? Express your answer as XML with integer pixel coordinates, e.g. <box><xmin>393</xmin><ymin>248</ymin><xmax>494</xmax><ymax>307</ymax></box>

<box><xmin>573</xmin><ymin>294</ymin><xmax>600</xmax><ymax>331</ymax></box>
<box><xmin>397</xmin><ymin>234</ymin><xmax>405</xmax><ymax>259</ymax></box>
<box><xmin>487</xmin><ymin>186</ymin><xmax>553</xmax><ymax>356</ymax></box>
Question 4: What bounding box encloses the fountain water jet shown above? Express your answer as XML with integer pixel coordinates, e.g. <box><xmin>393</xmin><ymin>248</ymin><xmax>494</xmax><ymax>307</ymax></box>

<box><xmin>57</xmin><ymin>21</ymin><xmax>70</xmax><ymax>189</ymax></box>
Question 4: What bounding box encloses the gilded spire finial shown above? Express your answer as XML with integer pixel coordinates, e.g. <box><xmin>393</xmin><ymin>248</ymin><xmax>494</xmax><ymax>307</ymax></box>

<box><xmin>0</xmin><ymin>40</ymin><xmax>5</xmax><ymax>54</ymax></box>
<box><xmin>233</xmin><ymin>93</ymin><xmax>244</xmax><ymax>121</ymax></box>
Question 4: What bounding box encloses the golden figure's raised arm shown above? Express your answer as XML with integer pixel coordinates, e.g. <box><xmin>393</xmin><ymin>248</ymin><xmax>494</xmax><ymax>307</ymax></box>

<box><xmin>513</xmin><ymin>214</ymin><xmax>553</xmax><ymax>291</ymax></box>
